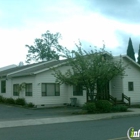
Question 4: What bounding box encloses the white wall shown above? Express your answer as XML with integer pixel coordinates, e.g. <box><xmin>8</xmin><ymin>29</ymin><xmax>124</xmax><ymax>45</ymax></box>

<box><xmin>0</xmin><ymin>66</ymin><xmax>86</xmax><ymax>106</ymax></box>
<box><xmin>0</xmin><ymin>65</ymin><xmax>88</xmax><ymax>106</ymax></box>
<box><xmin>71</xmin><ymin>90</ymin><xmax>86</xmax><ymax>106</ymax></box>
<box><xmin>34</xmin><ymin>65</ymin><xmax>70</xmax><ymax>106</ymax></box>
<box><xmin>122</xmin><ymin>58</ymin><xmax>140</xmax><ymax>104</ymax></box>
<box><xmin>0</xmin><ymin>78</ymin><xmax>12</xmax><ymax>98</ymax></box>
<box><xmin>11</xmin><ymin>76</ymin><xmax>36</xmax><ymax>103</ymax></box>
<box><xmin>35</xmin><ymin>65</ymin><xmax>87</xmax><ymax>106</ymax></box>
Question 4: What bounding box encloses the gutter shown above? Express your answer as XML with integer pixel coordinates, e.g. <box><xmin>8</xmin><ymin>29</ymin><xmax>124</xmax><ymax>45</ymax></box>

<box><xmin>7</xmin><ymin>73</ymin><xmax>35</xmax><ymax>78</ymax></box>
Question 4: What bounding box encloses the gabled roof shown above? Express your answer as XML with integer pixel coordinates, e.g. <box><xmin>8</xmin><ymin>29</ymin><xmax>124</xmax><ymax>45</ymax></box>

<box><xmin>3</xmin><ymin>54</ymin><xmax>138</xmax><ymax>79</ymax></box>
<box><xmin>0</xmin><ymin>64</ymin><xmax>17</xmax><ymax>71</ymax></box>
<box><xmin>0</xmin><ymin>60</ymin><xmax>66</xmax><ymax>78</ymax></box>
<box><xmin>0</xmin><ymin>64</ymin><xmax>33</xmax><ymax>78</ymax></box>
<box><xmin>122</xmin><ymin>55</ymin><xmax>140</xmax><ymax>69</ymax></box>
<box><xmin>114</xmin><ymin>55</ymin><xmax>140</xmax><ymax>69</ymax></box>
<box><xmin>6</xmin><ymin>54</ymin><xmax>119</xmax><ymax>78</ymax></box>
<box><xmin>6</xmin><ymin>59</ymin><xmax>67</xmax><ymax>78</ymax></box>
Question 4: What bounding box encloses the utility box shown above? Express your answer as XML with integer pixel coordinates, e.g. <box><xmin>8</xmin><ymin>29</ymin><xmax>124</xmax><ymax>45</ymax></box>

<box><xmin>70</xmin><ymin>98</ymin><xmax>77</xmax><ymax>106</ymax></box>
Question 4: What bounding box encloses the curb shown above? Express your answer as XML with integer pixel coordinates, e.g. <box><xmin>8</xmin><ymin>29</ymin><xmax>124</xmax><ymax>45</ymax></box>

<box><xmin>0</xmin><ymin>112</ymin><xmax>140</xmax><ymax>128</ymax></box>
<box><xmin>111</xmin><ymin>113</ymin><xmax>140</xmax><ymax>119</ymax></box>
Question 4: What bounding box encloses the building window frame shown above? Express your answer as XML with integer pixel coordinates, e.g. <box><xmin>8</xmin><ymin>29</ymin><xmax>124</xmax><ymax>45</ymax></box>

<box><xmin>1</xmin><ymin>80</ymin><xmax>6</xmax><ymax>93</ymax></box>
<box><xmin>128</xmin><ymin>82</ymin><xmax>134</xmax><ymax>91</ymax></box>
<box><xmin>13</xmin><ymin>84</ymin><xmax>19</xmax><ymax>96</ymax></box>
<box><xmin>73</xmin><ymin>85</ymin><xmax>83</xmax><ymax>96</ymax></box>
<box><xmin>25</xmin><ymin>83</ymin><xmax>32</xmax><ymax>96</ymax></box>
<box><xmin>41</xmin><ymin>83</ymin><xmax>60</xmax><ymax>96</ymax></box>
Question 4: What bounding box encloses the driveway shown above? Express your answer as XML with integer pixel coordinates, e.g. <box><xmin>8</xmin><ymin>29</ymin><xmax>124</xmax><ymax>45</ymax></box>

<box><xmin>0</xmin><ymin>104</ymin><xmax>82</xmax><ymax>121</ymax></box>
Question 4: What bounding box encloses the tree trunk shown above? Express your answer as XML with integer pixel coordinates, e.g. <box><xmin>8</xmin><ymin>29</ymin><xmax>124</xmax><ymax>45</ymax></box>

<box><xmin>89</xmin><ymin>88</ymin><xmax>94</xmax><ymax>101</ymax></box>
<box><xmin>86</xmin><ymin>89</ymin><xmax>89</xmax><ymax>102</ymax></box>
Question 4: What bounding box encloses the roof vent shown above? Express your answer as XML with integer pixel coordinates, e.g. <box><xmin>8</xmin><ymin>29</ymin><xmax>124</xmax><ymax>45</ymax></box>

<box><xmin>19</xmin><ymin>61</ymin><xmax>24</xmax><ymax>66</ymax></box>
<box><xmin>42</xmin><ymin>58</ymin><xmax>47</xmax><ymax>61</ymax></box>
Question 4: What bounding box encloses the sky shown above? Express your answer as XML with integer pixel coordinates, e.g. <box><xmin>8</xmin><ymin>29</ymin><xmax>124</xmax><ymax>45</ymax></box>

<box><xmin>0</xmin><ymin>0</ymin><xmax>140</xmax><ymax>67</ymax></box>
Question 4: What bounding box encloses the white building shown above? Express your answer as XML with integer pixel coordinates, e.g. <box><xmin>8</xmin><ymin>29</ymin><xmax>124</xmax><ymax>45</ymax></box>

<box><xmin>0</xmin><ymin>55</ymin><xmax>139</xmax><ymax>107</ymax></box>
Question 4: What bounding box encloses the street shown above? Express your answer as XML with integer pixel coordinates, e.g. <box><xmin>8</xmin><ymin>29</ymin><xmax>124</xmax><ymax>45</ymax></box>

<box><xmin>0</xmin><ymin>116</ymin><xmax>140</xmax><ymax>140</ymax></box>
<box><xmin>0</xmin><ymin>104</ymin><xmax>81</xmax><ymax>121</ymax></box>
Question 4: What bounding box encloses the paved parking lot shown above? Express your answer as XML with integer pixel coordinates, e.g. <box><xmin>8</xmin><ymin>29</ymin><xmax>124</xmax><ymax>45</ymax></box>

<box><xmin>0</xmin><ymin>104</ymin><xmax>82</xmax><ymax>121</ymax></box>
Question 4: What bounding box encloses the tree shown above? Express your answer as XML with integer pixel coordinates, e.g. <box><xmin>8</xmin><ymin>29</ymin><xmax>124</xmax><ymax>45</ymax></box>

<box><xmin>127</xmin><ymin>37</ymin><xmax>135</xmax><ymax>61</ymax></box>
<box><xmin>137</xmin><ymin>44</ymin><xmax>140</xmax><ymax>64</ymax></box>
<box><xmin>25</xmin><ymin>30</ymin><xmax>62</xmax><ymax>63</ymax></box>
<box><xmin>52</xmin><ymin>43</ymin><xmax>126</xmax><ymax>102</ymax></box>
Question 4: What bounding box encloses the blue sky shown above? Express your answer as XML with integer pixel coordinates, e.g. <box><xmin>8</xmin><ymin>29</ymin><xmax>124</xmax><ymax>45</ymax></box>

<box><xmin>0</xmin><ymin>0</ymin><xmax>140</xmax><ymax>67</ymax></box>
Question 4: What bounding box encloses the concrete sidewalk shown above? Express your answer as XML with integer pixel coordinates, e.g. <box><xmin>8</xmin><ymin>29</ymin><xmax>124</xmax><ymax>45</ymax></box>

<box><xmin>0</xmin><ymin>108</ymin><xmax>140</xmax><ymax>128</ymax></box>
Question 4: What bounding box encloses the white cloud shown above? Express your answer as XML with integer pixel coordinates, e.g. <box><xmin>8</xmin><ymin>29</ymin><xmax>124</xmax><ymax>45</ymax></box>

<box><xmin>0</xmin><ymin>13</ymin><xmax>126</xmax><ymax>67</ymax></box>
<box><xmin>0</xmin><ymin>0</ymin><xmax>140</xmax><ymax>67</ymax></box>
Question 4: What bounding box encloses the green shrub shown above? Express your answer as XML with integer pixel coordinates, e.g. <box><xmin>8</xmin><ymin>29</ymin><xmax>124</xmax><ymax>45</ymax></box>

<box><xmin>0</xmin><ymin>96</ymin><xmax>4</xmax><ymax>103</ymax></box>
<box><xmin>130</xmin><ymin>104</ymin><xmax>140</xmax><ymax>108</ymax></box>
<box><xmin>83</xmin><ymin>102</ymin><xmax>96</xmax><ymax>113</ymax></box>
<box><xmin>95</xmin><ymin>100</ymin><xmax>112</xmax><ymax>113</ymax></box>
<box><xmin>0</xmin><ymin>96</ymin><xmax>7</xmax><ymax>103</ymax></box>
<box><xmin>3</xmin><ymin>98</ymin><xmax>7</xmax><ymax>103</ymax></box>
<box><xmin>6</xmin><ymin>98</ymin><xmax>15</xmax><ymax>104</ymax></box>
<box><xmin>15</xmin><ymin>98</ymin><xmax>26</xmax><ymax>106</ymax></box>
<box><xmin>26</xmin><ymin>102</ymin><xmax>34</xmax><ymax>108</ymax></box>
<box><xmin>112</xmin><ymin>105</ymin><xmax>128</xmax><ymax>112</ymax></box>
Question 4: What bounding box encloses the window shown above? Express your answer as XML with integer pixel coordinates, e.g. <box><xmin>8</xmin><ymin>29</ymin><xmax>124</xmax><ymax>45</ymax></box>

<box><xmin>25</xmin><ymin>83</ymin><xmax>32</xmax><ymax>96</ymax></box>
<box><xmin>73</xmin><ymin>85</ymin><xmax>83</xmax><ymax>96</ymax></box>
<box><xmin>41</xmin><ymin>83</ymin><xmax>60</xmax><ymax>96</ymax></box>
<box><xmin>128</xmin><ymin>82</ymin><xmax>134</xmax><ymax>91</ymax></box>
<box><xmin>1</xmin><ymin>80</ymin><xmax>6</xmax><ymax>93</ymax></box>
<box><xmin>42</xmin><ymin>83</ymin><xmax>47</xmax><ymax>96</ymax></box>
<box><xmin>13</xmin><ymin>84</ymin><xmax>19</xmax><ymax>96</ymax></box>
